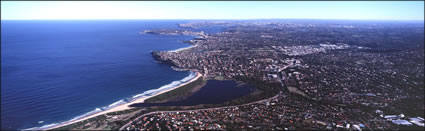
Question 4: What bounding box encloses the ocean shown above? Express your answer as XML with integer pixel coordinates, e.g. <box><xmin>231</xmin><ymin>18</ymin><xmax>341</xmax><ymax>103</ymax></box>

<box><xmin>0</xmin><ymin>20</ymin><xmax>208</xmax><ymax>130</ymax></box>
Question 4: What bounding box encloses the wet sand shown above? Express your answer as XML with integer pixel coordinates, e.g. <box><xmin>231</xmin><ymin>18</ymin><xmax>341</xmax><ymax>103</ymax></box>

<box><xmin>42</xmin><ymin>72</ymin><xmax>202</xmax><ymax>130</ymax></box>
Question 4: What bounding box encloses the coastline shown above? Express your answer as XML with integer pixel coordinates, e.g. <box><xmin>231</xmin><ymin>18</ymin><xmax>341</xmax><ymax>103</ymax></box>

<box><xmin>29</xmin><ymin>27</ymin><xmax>204</xmax><ymax>131</ymax></box>
<box><xmin>40</xmin><ymin>72</ymin><xmax>202</xmax><ymax>130</ymax></box>
<box><xmin>168</xmin><ymin>44</ymin><xmax>198</xmax><ymax>53</ymax></box>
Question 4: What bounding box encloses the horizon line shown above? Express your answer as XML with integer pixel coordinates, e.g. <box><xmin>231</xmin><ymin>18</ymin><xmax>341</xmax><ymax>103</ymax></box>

<box><xmin>2</xmin><ymin>18</ymin><xmax>424</xmax><ymax>22</ymax></box>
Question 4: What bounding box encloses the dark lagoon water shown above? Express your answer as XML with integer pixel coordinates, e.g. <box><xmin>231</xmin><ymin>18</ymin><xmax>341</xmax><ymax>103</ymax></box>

<box><xmin>130</xmin><ymin>80</ymin><xmax>256</xmax><ymax>107</ymax></box>
<box><xmin>0</xmin><ymin>20</ymin><xmax>224</xmax><ymax>130</ymax></box>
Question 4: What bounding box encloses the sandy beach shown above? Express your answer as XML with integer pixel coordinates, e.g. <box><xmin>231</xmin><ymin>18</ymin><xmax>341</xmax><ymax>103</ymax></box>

<box><xmin>42</xmin><ymin>72</ymin><xmax>202</xmax><ymax>130</ymax></box>
<box><xmin>168</xmin><ymin>44</ymin><xmax>198</xmax><ymax>53</ymax></box>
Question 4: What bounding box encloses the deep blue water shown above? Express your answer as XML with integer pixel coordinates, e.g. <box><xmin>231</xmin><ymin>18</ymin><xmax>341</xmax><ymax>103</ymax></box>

<box><xmin>0</xmin><ymin>20</ymin><xmax>207</xmax><ymax>130</ymax></box>
<box><xmin>130</xmin><ymin>80</ymin><xmax>256</xmax><ymax>107</ymax></box>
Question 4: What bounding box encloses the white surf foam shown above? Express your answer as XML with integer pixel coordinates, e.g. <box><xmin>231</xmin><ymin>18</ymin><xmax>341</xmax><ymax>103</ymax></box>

<box><xmin>25</xmin><ymin>71</ymin><xmax>197</xmax><ymax>130</ymax></box>
<box><xmin>23</xmin><ymin>107</ymin><xmax>104</xmax><ymax>130</ymax></box>
<box><xmin>131</xmin><ymin>71</ymin><xmax>196</xmax><ymax>100</ymax></box>
<box><xmin>168</xmin><ymin>45</ymin><xmax>197</xmax><ymax>53</ymax></box>
<box><xmin>23</xmin><ymin>123</ymin><xmax>58</xmax><ymax>130</ymax></box>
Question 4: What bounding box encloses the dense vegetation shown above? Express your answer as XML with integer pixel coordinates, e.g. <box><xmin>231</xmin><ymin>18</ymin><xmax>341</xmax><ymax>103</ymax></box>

<box><xmin>143</xmin><ymin>76</ymin><xmax>204</xmax><ymax>103</ymax></box>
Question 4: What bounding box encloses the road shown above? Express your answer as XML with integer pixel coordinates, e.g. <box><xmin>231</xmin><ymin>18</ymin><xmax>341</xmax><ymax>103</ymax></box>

<box><xmin>119</xmin><ymin>92</ymin><xmax>281</xmax><ymax>130</ymax></box>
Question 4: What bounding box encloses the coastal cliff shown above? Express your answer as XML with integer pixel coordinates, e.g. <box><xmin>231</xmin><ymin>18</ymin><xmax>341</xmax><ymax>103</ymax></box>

<box><xmin>151</xmin><ymin>51</ymin><xmax>178</xmax><ymax>67</ymax></box>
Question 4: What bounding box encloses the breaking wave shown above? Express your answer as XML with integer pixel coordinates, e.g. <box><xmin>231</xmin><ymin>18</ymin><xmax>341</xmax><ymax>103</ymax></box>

<box><xmin>24</xmin><ymin>71</ymin><xmax>197</xmax><ymax>130</ymax></box>
<box><xmin>132</xmin><ymin>71</ymin><xmax>196</xmax><ymax>99</ymax></box>
<box><xmin>168</xmin><ymin>45</ymin><xmax>197</xmax><ymax>52</ymax></box>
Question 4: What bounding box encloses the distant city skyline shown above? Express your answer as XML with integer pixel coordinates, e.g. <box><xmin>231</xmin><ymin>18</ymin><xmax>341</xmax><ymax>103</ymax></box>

<box><xmin>1</xmin><ymin>1</ymin><xmax>424</xmax><ymax>20</ymax></box>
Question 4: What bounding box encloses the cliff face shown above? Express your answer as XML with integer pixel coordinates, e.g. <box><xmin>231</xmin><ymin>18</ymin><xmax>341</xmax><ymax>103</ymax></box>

<box><xmin>151</xmin><ymin>51</ymin><xmax>178</xmax><ymax>67</ymax></box>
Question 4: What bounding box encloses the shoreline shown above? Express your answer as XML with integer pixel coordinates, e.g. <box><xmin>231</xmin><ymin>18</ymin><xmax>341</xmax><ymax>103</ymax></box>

<box><xmin>34</xmin><ymin>28</ymin><xmax>204</xmax><ymax>131</ymax></box>
<box><xmin>41</xmin><ymin>72</ymin><xmax>202</xmax><ymax>130</ymax></box>
<box><xmin>168</xmin><ymin>44</ymin><xmax>198</xmax><ymax>53</ymax></box>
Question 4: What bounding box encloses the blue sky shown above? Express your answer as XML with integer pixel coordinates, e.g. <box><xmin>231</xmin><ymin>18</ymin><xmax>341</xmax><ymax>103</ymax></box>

<box><xmin>1</xmin><ymin>1</ymin><xmax>424</xmax><ymax>20</ymax></box>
